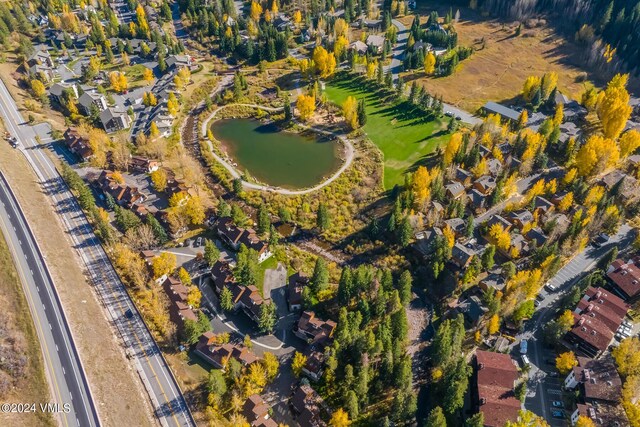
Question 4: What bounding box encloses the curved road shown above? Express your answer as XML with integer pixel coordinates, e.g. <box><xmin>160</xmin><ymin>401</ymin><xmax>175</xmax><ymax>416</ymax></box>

<box><xmin>0</xmin><ymin>78</ymin><xmax>195</xmax><ymax>427</ymax></box>
<box><xmin>0</xmin><ymin>172</ymin><xmax>100</xmax><ymax>427</ymax></box>
<box><xmin>200</xmin><ymin>103</ymin><xmax>355</xmax><ymax>195</ymax></box>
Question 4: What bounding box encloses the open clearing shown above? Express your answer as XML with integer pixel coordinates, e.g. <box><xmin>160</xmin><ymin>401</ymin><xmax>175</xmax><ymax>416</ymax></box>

<box><xmin>0</xmin><ymin>231</ymin><xmax>54</xmax><ymax>427</ymax></box>
<box><xmin>325</xmin><ymin>74</ymin><xmax>450</xmax><ymax>188</ymax></box>
<box><xmin>402</xmin><ymin>2</ymin><xmax>592</xmax><ymax>112</ymax></box>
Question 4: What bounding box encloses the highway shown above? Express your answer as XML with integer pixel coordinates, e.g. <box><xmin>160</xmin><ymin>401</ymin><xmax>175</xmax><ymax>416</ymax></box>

<box><xmin>0</xmin><ymin>171</ymin><xmax>100</xmax><ymax>427</ymax></box>
<box><xmin>0</xmin><ymin>78</ymin><xmax>195</xmax><ymax>427</ymax></box>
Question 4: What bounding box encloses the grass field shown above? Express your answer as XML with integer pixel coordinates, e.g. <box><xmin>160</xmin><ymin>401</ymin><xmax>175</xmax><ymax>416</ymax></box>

<box><xmin>400</xmin><ymin>1</ymin><xmax>599</xmax><ymax>112</ymax></box>
<box><xmin>325</xmin><ymin>74</ymin><xmax>450</xmax><ymax>188</ymax></box>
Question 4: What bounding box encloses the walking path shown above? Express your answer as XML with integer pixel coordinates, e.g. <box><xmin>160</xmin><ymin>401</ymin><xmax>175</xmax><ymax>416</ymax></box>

<box><xmin>199</xmin><ymin>103</ymin><xmax>356</xmax><ymax>195</ymax></box>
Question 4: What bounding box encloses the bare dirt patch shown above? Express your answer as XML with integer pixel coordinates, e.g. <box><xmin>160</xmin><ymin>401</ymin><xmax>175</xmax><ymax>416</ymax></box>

<box><xmin>0</xmin><ymin>139</ymin><xmax>155</xmax><ymax>427</ymax></box>
<box><xmin>403</xmin><ymin>4</ymin><xmax>593</xmax><ymax>112</ymax></box>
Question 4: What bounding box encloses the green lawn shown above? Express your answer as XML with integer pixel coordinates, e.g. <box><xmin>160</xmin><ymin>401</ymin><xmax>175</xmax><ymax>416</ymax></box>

<box><xmin>257</xmin><ymin>255</ymin><xmax>279</xmax><ymax>297</ymax></box>
<box><xmin>325</xmin><ymin>74</ymin><xmax>451</xmax><ymax>188</ymax></box>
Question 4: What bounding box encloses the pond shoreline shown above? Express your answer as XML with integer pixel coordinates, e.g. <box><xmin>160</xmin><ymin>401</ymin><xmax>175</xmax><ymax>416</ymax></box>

<box><xmin>199</xmin><ymin>103</ymin><xmax>356</xmax><ymax>195</ymax></box>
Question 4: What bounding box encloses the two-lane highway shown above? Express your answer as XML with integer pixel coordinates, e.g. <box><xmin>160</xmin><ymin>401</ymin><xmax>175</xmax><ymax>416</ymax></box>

<box><xmin>0</xmin><ymin>171</ymin><xmax>100</xmax><ymax>427</ymax></box>
<box><xmin>0</xmin><ymin>76</ymin><xmax>194</xmax><ymax>427</ymax></box>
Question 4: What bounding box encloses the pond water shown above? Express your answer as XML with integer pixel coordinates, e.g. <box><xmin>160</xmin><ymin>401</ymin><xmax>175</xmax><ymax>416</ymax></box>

<box><xmin>211</xmin><ymin>118</ymin><xmax>341</xmax><ymax>189</ymax></box>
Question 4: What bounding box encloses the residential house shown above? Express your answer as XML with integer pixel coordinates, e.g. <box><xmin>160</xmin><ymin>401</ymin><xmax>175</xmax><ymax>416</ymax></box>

<box><xmin>480</xmin><ymin>274</ymin><xmax>507</xmax><ymax>293</ymax></box>
<box><xmin>349</xmin><ymin>40</ymin><xmax>368</xmax><ymax>55</ymax></box>
<box><xmin>413</xmin><ymin>227</ymin><xmax>443</xmax><ymax>257</ymax></box>
<box><xmin>194</xmin><ymin>333</ymin><xmax>258</xmax><ymax>369</ymax></box>
<box><xmin>469</xmin><ymin>350</ymin><xmax>521</xmax><ymax>427</ymax></box>
<box><xmin>525</xmin><ymin>227</ymin><xmax>548</xmax><ymax>247</ymax></box>
<box><xmin>129</xmin><ymin>156</ymin><xmax>159</xmax><ymax>173</ymax></box>
<box><xmin>453</xmin><ymin>295</ymin><xmax>488</xmax><ymax>327</ymax></box>
<box><xmin>302</xmin><ymin>346</ymin><xmax>326</xmax><ymax>381</ymax></box>
<box><xmin>100</xmin><ymin>107</ymin><xmax>131</xmax><ymax>133</ymax></box>
<box><xmin>565</xmin><ymin>287</ymin><xmax>628</xmax><ymax>358</ymax></box>
<box><xmin>445</xmin><ymin>182</ymin><xmax>465</xmax><ymax>199</ymax></box>
<box><xmin>564</xmin><ymin>356</ymin><xmax>622</xmax><ymax>404</ymax></box>
<box><xmin>607</xmin><ymin>256</ymin><xmax>640</xmax><ymax>301</ymax></box>
<box><xmin>510</xmin><ymin>234</ymin><xmax>528</xmax><ymax>257</ymax></box>
<box><xmin>288</xmin><ymin>272</ymin><xmax>308</xmax><ymax>311</ymax></box>
<box><xmin>478</xmin><ymin>144</ymin><xmax>491</xmax><ymax>158</ymax></box>
<box><xmin>570</xmin><ymin>403</ymin><xmax>628</xmax><ymax>427</ymax></box>
<box><xmin>508</xmin><ymin>210</ymin><xmax>534</xmax><ymax>230</ymax></box>
<box><xmin>360</xmin><ymin>18</ymin><xmax>382</xmax><ymax>30</ymax></box>
<box><xmin>451</xmin><ymin>242</ymin><xmax>475</xmax><ymax>269</ymax></box>
<box><xmin>366</xmin><ymin>34</ymin><xmax>385</xmax><ymax>54</ymax></box>
<box><xmin>601</xmin><ymin>170</ymin><xmax>638</xmax><ymax>201</ymax></box>
<box><xmin>473</xmin><ymin>175</ymin><xmax>497</xmax><ymax>196</ymax></box>
<box><xmin>482</xmin><ymin>102</ymin><xmax>520</xmax><ymax>123</ymax></box>
<box><xmin>214</xmin><ymin>217</ymin><xmax>272</xmax><ymax>262</ymax></box>
<box><xmin>239</xmin><ymin>285</ymin><xmax>270</xmax><ymax>323</ymax></box>
<box><xmin>242</xmin><ymin>394</ymin><xmax>277</xmax><ymax>427</ymax></box>
<box><xmin>165</xmin><ymin>54</ymin><xmax>193</xmax><ymax>70</ymax></box>
<box><xmin>487</xmin><ymin>214</ymin><xmax>512</xmax><ymax>232</ymax></box>
<box><xmin>26</xmin><ymin>49</ymin><xmax>55</xmax><ymax>82</ymax></box>
<box><xmin>533</xmin><ymin>196</ymin><xmax>554</xmax><ymax>216</ymax></box>
<box><xmin>161</xmin><ymin>276</ymin><xmax>197</xmax><ymax>331</ymax></box>
<box><xmin>78</xmin><ymin>91</ymin><xmax>108</xmax><ymax>115</ymax></box>
<box><xmin>444</xmin><ymin>217</ymin><xmax>466</xmax><ymax>237</ymax></box>
<box><xmin>454</xmin><ymin>167</ymin><xmax>473</xmax><ymax>187</ymax></box>
<box><xmin>63</xmin><ymin>128</ymin><xmax>94</xmax><ymax>162</ymax></box>
<box><xmin>294</xmin><ymin>311</ymin><xmax>336</xmax><ymax>344</ymax></box>
<box><xmin>486</xmin><ymin>158</ymin><xmax>503</xmax><ymax>176</ymax></box>
<box><xmin>468</xmin><ymin>189</ymin><xmax>487</xmax><ymax>214</ymax></box>
<box><xmin>49</xmin><ymin>82</ymin><xmax>77</xmax><ymax>105</ymax></box>
<box><xmin>291</xmin><ymin>385</ymin><xmax>326</xmax><ymax>427</ymax></box>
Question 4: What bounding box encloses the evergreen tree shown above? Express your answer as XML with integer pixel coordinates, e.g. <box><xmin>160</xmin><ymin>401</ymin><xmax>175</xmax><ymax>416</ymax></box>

<box><xmin>357</xmin><ymin>98</ymin><xmax>367</xmax><ymax>126</ymax></box>
<box><xmin>257</xmin><ymin>203</ymin><xmax>270</xmax><ymax>235</ymax></box>
<box><xmin>311</xmin><ymin>257</ymin><xmax>329</xmax><ymax>293</ymax></box>
<box><xmin>204</xmin><ymin>239</ymin><xmax>220</xmax><ymax>266</ymax></box>
<box><xmin>316</xmin><ymin>203</ymin><xmax>330</xmax><ymax>231</ymax></box>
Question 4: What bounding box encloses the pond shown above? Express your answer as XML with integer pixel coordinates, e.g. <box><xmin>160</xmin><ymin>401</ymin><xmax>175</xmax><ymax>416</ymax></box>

<box><xmin>211</xmin><ymin>118</ymin><xmax>341</xmax><ymax>189</ymax></box>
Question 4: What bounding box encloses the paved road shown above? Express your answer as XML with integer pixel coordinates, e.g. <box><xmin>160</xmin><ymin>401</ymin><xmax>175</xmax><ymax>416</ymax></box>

<box><xmin>519</xmin><ymin>224</ymin><xmax>634</xmax><ymax>422</ymax></box>
<box><xmin>0</xmin><ymin>78</ymin><xmax>195</xmax><ymax>427</ymax></box>
<box><xmin>0</xmin><ymin>172</ymin><xmax>100</xmax><ymax>427</ymax></box>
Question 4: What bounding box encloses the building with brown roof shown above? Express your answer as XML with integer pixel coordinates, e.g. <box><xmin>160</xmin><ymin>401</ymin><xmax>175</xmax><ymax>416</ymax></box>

<box><xmin>565</xmin><ymin>287</ymin><xmax>629</xmax><ymax>358</ymax></box>
<box><xmin>302</xmin><ymin>346</ymin><xmax>326</xmax><ymax>381</ymax></box>
<box><xmin>194</xmin><ymin>334</ymin><xmax>258</xmax><ymax>369</ymax></box>
<box><xmin>294</xmin><ymin>311</ymin><xmax>337</xmax><ymax>344</ymax></box>
<box><xmin>161</xmin><ymin>276</ymin><xmax>197</xmax><ymax>331</ymax></box>
<box><xmin>469</xmin><ymin>350</ymin><xmax>521</xmax><ymax>427</ymax></box>
<box><xmin>63</xmin><ymin>128</ymin><xmax>94</xmax><ymax>162</ymax></box>
<box><xmin>239</xmin><ymin>285</ymin><xmax>271</xmax><ymax>322</ymax></box>
<box><xmin>564</xmin><ymin>356</ymin><xmax>622</xmax><ymax>404</ymax></box>
<box><xmin>129</xmin><ymin>155</ymin><xmax>159</xmax><ymax>174</ymax></box>
<box><xmin>290</xmin><ymin>385</ymin><xmax>326</xmax><ymax>427</ymax></box>
<box><xmin>288</xmin><ymin>272</ymin><xmax>308</xmax><ymax>311</ymax></box>
<box><xmin>570</xmin><ymin>402</ymin><xmax>628</xmax><ymax>427</ymax></box>
<box><xmin>242</xmin><ymin>394</ymin><xmax>277</xmax><ymax>427</ymax></box>
<box><xmin>607</xmin><ymin>256</ymin><xmax>640</xmax><ymax>301</ymax></box>
<box><xmin>215</xmin><ymin>217</ymin><xmax>272</xmax><ymax>263</ymax></box>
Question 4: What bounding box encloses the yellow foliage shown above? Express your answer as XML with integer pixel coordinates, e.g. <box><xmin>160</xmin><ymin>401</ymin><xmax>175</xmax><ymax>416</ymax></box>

<box><xmin>584</xmin><ymin>185</ymin><xmax>605</xmax><ymax>206</ymax></box>
<box><xmin>366</xmin><ymin>59</ymin><xmax>377</xmax><ymax>79</ymax></box>
<box><xmin>431</xmin><ymin>368</ymin><xmax>443</xmax><ymax>381</ymax></box>
<box><xmin>296</xmin><ymin>94</ymin><xmax>316</xmax><ymax>121</ymax></box>
<box><xmin>143</xmin><ymin>67</ymin><xmax>153</xmax><ymax>84</ymax></box>
<box><xmin>503</xmin><ymin>173</ymin><xmax>518</xmax><ymax>199</ymax></box>
<box><xmin>545</xmin><ymin>178</ymin><xmax>557</xmax><ymax>196</ymax></box>
<box><xmin>526</xmin><ymin>179</ymin><xmax>545</xmax><ymax>203</ymax></box>
<box><xmin>329</xmin><ymin>408</ymin><xmax>351</xmax><ymax>427</ymax></box>
<box><xmin>563</xmin><ymin>168</ymin><xmax>577</xmax><ymax>186</ymax></box>
<box><xmin>412</xmin><ymin>166</ymin><xmax>432</xmax><ymax>207</ymax></box>
<box><xmin>488</xmin><ymin>314</ymin><xmax>500</xmax><ymax>335</ymax></box>
<box><xmin>472</xmin><ymin>158</ymin><xmax>488</xmax><ymax>178</ymax></box>
<box><xmin>444</xmin><ymin>132</ymin><xmax>462</xmax><ymax>165</ymax></box>
<box><xmin>151</xmin><ymin>252</ymin><xmax>177</xmax><ymax>279</ymax></box>
<box><xmin>541</xmin><ymin>72</ymin><xmax>558</xmax><ymax>99</ymax></box>
<box><xmin>312</xmin><ymin>46</ymin><xmax>337</xmax><ymax>78</ymax></box>
<box><xmin>558</xmin><ymin>192</ymin><xmax>573</xmax><ymax>212</ymax></box>
<box><xmin>424</xmin><ymin>51</ymin><xmax>436</xmax><ymax>75</ymax></box>
<box><xmin>575</xmin><ymin>135</ymin><xmax>619</xmax><ymax>176</ymax></box>
<box><xmin>292</xmin><ymin>10</ymin><xmax>302</xmax><ymax>24</ymax></box>
<box><xmin>488</xmin><ymin>223</ymin><xmax>510</xmax><ymax>252</ymax></box>
<box><xmin>522</xmin><ymin>75</ymin><xmax>541</xmax><ymax>102</ymax></box>
<box><xmin>334</xmin><ymin>18</ymin><xmax>349</xmax><ymax>37</ymax></box>
<box><xmin>250</xmin><ymin>1</ymin><xmax>262</xmax><ymax>21</ymax></box>
<box><xmin>553</xmin><ymin>103</ymin><xmax>563</xmax><ymax>126</ymax></box>
<box><xmin>334</xmin><ymin>35</ymin><xmax>349</xmax><ymax>59</ymax></box>
<box><xmin>556</xmin><ymin>351</ymin><xmax>578</xmax><ymax>374</ymax></box>
<box><xmin>613</xmin><ymin>337</ymin><xmax>640</xmax><ymax>378</ymax></box>
<box><xmin>30</xmin><ymin>79</ymin><xmax>46</xmax><ymax>98</ymax></box>
<box><xmin>620</xmin><ymin>130</ymin><xmax>640</xmax><ymax>158</ymax></box>
<box><xmin>517</xmin><ymin>109</ymin><xmax>528</xmax><ymax>129</ymax></box>
<box><xmin>597</xmin><ymin>74</ymin><xmax>633</xmax><ymax>139</ymax></box>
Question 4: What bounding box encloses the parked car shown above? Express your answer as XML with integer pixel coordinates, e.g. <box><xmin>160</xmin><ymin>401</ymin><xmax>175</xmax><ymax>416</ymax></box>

<box><xmin>124</xmin><ymin>309</ymin><xmax>133</xmax><ymax>319</ymax></box>
<box><xmin>196</xmin><ymin>237</ymin><xmax>203</xmax><ymax>247</ymax></box>
<box><xmin>592</xmin><ymin>233</ymin><xmax>610</xmax><ymax>248</ymax></box>
<box><xmin>534</xmin><ymin>300</ymin><xmax>540</xmax><ymax>307</ymax></box>
<box><xmin>551</xmin><ymin>410</ymin><xmax>564</xmax><ymax>419</ymax></box>
<box><xmin>444</xmin><ymin>111</ymin><xmax>453</xmax><ymax>117</ymax></box>
<box><xmin>548</xmin><ymin>371</ymin><xmax>559</xmax><ymax>377</ymax></box>
<box><xmin>552</xmin><ymin>401</ymin><xmax>564</xmax><ymax>408</ymax></box>
<box><xmin>545</xmin><ymin>281</ymin><xmax>557</xmax><ymax>293</ymax></box>
<box><xmin>521</xmin><ymin>355</ymin><xmax>530</xmax><ymax>366</ymax></box>
<box><xmin>520</xmin><ymin>339</ymin><xmax>528</xmax><ymax>354</ymax></box>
